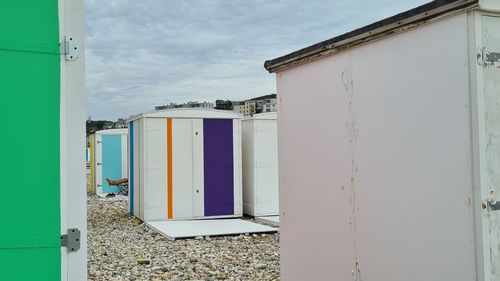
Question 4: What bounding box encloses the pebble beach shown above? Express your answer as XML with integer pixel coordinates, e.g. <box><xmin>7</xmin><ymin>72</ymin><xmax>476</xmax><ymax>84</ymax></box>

<box><xmin>87</xmin><ymin>194</ymin><xmax>280</xmax><ymax>281</ymax></box>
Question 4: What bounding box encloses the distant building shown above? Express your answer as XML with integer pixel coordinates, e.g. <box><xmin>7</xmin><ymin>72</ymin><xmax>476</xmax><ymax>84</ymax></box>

<box><xmin>244</xmin><ymin>100</ymin><xmax>257</xmax><ymax>116</ymax></box>
<box><xmin>185</xmin><ymin>101</ymin><xmax>214</xmax><ymax>109</ymax></box>
<box><xmin>214</xmin><ymin>94</ymin><xmax>278</xmax><ymax>116</ymax></box>
<box><xmin>155</xmin><ymin>101</ymin><xmax>214</xmax><ymax>111</ymax></box>
<box><xmin>232</xmin><ymin>94</ymin><xmax>277</xmax><ymax>116</ymax></box>
<box><xmin>262</xmin><ymin>98</ymin><xmax>277</xmax><ymax>112</ymax></box>
<box><xmin>115</xmin><ymin>118</ymin><xmax>127</xmax><ymax>128</ymax></box>
<box><xmin>233</xmin><ymin>104</ymin><xmax>245</xmax><ymax>115</ymax></box>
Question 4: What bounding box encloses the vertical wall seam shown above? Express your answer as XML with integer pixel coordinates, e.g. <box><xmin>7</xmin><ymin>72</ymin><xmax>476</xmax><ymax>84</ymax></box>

<box><xmin>129</xmin><ymin>121</ymin><xmax>134</xmax><ymax>214</ymax></box>
<box><xmin>90</xmin><ymin>134</ymin><xmax>95</xmax><ymax>193</ymax></box>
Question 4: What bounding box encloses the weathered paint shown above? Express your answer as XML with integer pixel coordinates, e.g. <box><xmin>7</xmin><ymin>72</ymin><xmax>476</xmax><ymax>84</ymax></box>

<box><xmin>276</xmin><ymin>13</ymin><xmax>476</xmax><ymax>281</ymax></box>
<box><xmin>481</xmin><ymin>14</ymin><xmax>500</xmax><ymax>281</ymax></box>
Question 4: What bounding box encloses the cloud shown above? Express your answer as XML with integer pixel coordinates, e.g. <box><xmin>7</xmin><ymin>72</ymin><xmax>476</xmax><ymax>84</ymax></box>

<box><xmin>85</xmin><ymin>0</ymin><xmax>428</xmax><ymax>120</ymax></box>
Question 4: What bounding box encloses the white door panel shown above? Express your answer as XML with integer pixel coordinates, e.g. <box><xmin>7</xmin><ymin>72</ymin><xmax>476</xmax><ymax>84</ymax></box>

<box><xmin>192</xmin><ymin>119</ymin><xmax>205</xmax><ymax>217</ymax></box>
<box><xmin>172</xmin><ymin>119</ymin><xmax>194</xmax><ymax>219</ymax></box>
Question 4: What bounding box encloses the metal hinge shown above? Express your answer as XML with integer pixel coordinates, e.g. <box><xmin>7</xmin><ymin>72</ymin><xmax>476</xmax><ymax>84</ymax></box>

<box><xmin>60</xmin><ymin>36</ymin><xmax>79</xmax><ymax>61</ymax></box>
<box><xmin>61</xmin><ymin>228</ymin><xmax>81</xmax><ymax>252</ymax></box>
<box><xmin>489</xmin><ymin>200</ymin><xmax>500</xmax><ymax>211</ymax></box>
<box><xmin>477</xmin><ymin>47</ymin><xmax>500</xmax><ymax>68</ymax></box>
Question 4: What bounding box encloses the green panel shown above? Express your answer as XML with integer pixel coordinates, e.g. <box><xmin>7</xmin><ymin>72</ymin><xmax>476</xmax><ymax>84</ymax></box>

<box><xmin>0</xmin><ymin>1</ymin><xmax>61</xmax><ymax>281</ymax></box>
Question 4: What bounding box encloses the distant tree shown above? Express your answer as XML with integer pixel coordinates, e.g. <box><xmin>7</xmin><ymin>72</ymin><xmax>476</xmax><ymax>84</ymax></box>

<box><xmin>86</xmin><ymin>120</ymin><xmax>111</xmax><ymax>135</ymax></box>
<box><xmin>249</xmin><ymin>93</ymin><xmax>276</xmax><ymax>101</ymax></box>
<box><xmin>215</xmin><ymin>100</ymin><xmax>233</xmax><ymax>110</ymax></box>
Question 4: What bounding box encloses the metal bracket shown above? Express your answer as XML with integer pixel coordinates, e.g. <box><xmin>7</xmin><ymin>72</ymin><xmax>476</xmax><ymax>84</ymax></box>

<box><xmin>489</xmin><ymin>200</ymin><xmax>500</xmax><ymax>211</ymax></box>
<box><xmin>61</xmin><ymin>36</ymin><xmax>79</xmax><ymax>61</ymax></box>
<box><xmin>61</xmin><ymin>228</ymin><xmax>81</xmax><ymax>252</ymax></box>
<box><xmin>477</xmin><ymin>47</ymin><xmax>500</xmax><ymax>68</ymax></box>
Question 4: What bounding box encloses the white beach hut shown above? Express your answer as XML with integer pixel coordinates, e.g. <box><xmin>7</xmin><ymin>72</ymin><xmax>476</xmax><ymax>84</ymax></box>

<box><xmin>264</xmin><ymin>0</ymin><xmax>500</xmax><ymax>280</ymax></box>
<box><xmin>127</xmin><ymin>109</ymin><xmax>243</xmax><ymax>222</ymax></box>
<box><xmin>89</xmin><ymin>129</ymin><xmax>128</xmax><ymax>196</ymax></box>
<box><xmin>242</xmin><ymin>112</ymin><xmax>279</xmax><ymax>218</ymax></box>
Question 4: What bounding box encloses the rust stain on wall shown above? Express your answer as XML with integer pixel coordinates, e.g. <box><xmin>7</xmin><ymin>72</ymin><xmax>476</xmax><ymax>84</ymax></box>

<box><xmin>342</xmin><ymin>62</ymin><xmax>362</xmax><ymax>281</ymax></box>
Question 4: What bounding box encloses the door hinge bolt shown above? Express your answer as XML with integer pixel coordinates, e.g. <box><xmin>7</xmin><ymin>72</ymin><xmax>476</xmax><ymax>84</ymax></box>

<box><xmin>61</xmin><ymin>228</ymin><xmax>81</xmax><ymax>252</ymax></box>
<box><xmin>61</xmin><ymin>36</ymin><xmax>79</xmax><ymax>61</ymax></box>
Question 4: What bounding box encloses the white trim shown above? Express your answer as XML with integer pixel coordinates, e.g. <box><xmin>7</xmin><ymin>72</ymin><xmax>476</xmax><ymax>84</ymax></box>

<box><xmin>93</xmin><ymin>130</ymin><xmax>128</xmax><ymax>196</ymax></box>
<box><xmin>59</xmin><ymin>0</ymin><xmax>86</xmax><ymax>279</ymax></box>
<box><xmin>233</xmin><ymin>119</ymin><xmax>243</xmax><ymax>216</ymax></box>
<box><xmin>468</xmin><ymin>10</ymin><xmax>489</xmax><ymax>281</ymax></box>
<box><xmin>121</xmin><ymin>135</ymin><xmax>128</xmax><ymax>179</ymax></box>
<box><xmin>95</xmin><ymin>134</ymin><xmax>103</xmax><ymax>195</ymax></box>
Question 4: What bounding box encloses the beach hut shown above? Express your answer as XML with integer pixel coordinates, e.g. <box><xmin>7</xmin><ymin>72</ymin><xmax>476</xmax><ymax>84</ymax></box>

<box><xmin>264</xmin><ymin>1</ymin><xmax>500</xmax><ymax>280</ymax></box>
<box><xmin>0</xmin><ymin>0</ymin><xmax>86</xmax><ymax>280</ymax></box>
<box><xmin>242</xmin><ymin>112</ymin><xmax>279</xmax><ymax>217</ymax></box>
<box><xmin>89</xmin><ymin>129</ymin><xmax>128</xmax><ymax>196</ymax></box>
<box><xmin>127</xmin><ymin>109</ymin><xmax>243</xmax><ymax>222</ymax></box>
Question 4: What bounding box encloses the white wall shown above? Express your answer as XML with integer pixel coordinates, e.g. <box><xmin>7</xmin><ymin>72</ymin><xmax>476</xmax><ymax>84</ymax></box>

<box><xmin>144</xmin><ymin>118</ymin><xmax>167</xmax><ymax>221</ymax></box>
<box><xmin>277</xmin><ymin>13</ymin><xmax>476</xmax><ymax>281</ymax></box>
<box><xmin>253</xmin><ymin>119</ymin><xmax>279</xmax><ymax>216</ymax></box>
<box><xmin>242</xmin><ymin>119</ymin><xmax>256</xmax><ymax>215</ymax></box>
<box><xmin>242</xmin><ymin>118</ymin><xmax>279</xmax><ymax>216</ymax></box>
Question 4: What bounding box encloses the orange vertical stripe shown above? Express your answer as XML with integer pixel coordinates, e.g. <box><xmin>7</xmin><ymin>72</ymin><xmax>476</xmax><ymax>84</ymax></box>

<box><xmin>167</xmin><ymin>118</ymin><xmax>173</xmax><ymax>219</ymax></box>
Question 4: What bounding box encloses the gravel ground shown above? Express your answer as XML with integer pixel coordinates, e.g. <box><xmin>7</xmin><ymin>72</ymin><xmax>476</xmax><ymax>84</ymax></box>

<box><xmin>87</xmin><ymin>194</ymin><xmax>280</xmax><ymax>281</ymax></box>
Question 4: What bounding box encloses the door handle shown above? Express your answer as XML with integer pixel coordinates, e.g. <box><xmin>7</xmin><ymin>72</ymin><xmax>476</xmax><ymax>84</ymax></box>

<box><xmin>97</xmin><ymin>163</ymin><xmax>102</xmax><ymax>166</ymax></box>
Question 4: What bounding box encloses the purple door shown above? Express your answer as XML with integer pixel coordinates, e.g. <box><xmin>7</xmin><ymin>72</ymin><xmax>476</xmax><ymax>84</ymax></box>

<box><xmin>203</xmin><ymin>119</ymin><xmax>234</xmax><ymax>216</ymax></box>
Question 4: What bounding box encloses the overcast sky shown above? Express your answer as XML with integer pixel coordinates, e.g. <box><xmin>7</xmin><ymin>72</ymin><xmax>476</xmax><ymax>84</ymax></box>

<box><xmin>85</xmin><ymin>0</ymin><xmax>428</xmax><ymax>121</ymax></box>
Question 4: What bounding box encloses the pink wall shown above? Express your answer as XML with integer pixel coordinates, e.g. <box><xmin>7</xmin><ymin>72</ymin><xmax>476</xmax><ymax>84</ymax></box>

<box><xmin>276</xmin><ymin>13</ymin><xmax>476</xmax><ymax>281</ymax></box>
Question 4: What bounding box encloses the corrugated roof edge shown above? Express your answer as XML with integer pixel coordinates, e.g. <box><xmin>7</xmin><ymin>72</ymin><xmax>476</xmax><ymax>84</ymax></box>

<box><xmin>126</xmin><ymin>108</ymin><xmax>243</xmax><ymax>123</ymax></box>
<box><xmin>93</xmin><ymin>128</ymin><xmax>128</xmax><ymax>135</ymax></box>
<box><xmin>264</xmin><ymin>0</ymin><xmax>478</xmax><ymax>73</ymax></box>
<box><xmin>242</xmin><ymin>112</ymin><xmax>278</xmax><ymax>121</ymax></box>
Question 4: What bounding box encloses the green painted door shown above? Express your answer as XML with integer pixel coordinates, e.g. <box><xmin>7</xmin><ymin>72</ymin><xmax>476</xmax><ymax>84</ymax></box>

<box><xmin>0</xmin><ymin>1</ymin><xmax>61</xmax><ymax>281</ymax></box>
